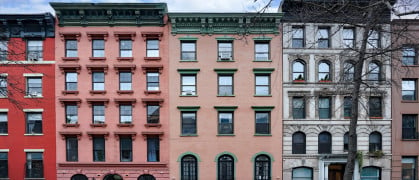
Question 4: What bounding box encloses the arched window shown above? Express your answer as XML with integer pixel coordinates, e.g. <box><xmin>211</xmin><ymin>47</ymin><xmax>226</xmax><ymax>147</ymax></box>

<box><xmin>368</xmin><ymin>62</ymin><xmax>381</xmax><ymax>81</ymax></box>
<box><xmin>292</xmin><ymin>132</ymin><xmax>306</xmax><ymax>154</ymax></box>
<box><xmin>360</xmin><ymin>166</ymin><xmax>381</xmax><ymax>180</ymax></box>
<box><xmin>218</xmin><ymin>155</ymin><xmax>234</xmax><ymax>180</ymax></box>
<box><xmin>292</xmin><ymin>167</ymin><xmax>313</xmax><ymax>180</ymax></box>
<box><xmin>318</xmin><ymin>61</ymin><xmax>331</xmax><ymax>81</ymax></box>
<box><xmin>344</xmin><ymin>132</ymin><xmax>349</xmax><ymax>151</ymax></box>
<box><xmin>138</xmin><ymin>174</ymin><xmax>156</xmax><ymax>180</ymax></box>
<box><xmin>254</xmin><ymin>155</ymin><xmax>271</xmax><ymax>180</ymax></box>
<box><xmin>318</xmin><ymin>132</ymin><xmax>332</xmax><ymax>154</ymax></box>
<box><xmin>103</xmin><ymin>174</ymin><xmax>123</xmax><ymax>180</ymax></box>
<box><xmin>369</xmin><ymin>132</ymin><xmax>382</xmax><ymax>152</ymax></box>
<box><xmin>181</xmin><ymin>155</ymin><xmax>198</xmax><ymax>180</ymax></box>
<box><xmin>71</xmin><ymin>174</ymin><xmax>88</xmax><ymax>180</ymax></box>
<box><xmin>293</xmin><ymin>60</ymin><xmax>306</xmax><ymax>81</ymax></box>
<box><xmin>343</xmin><ymin>61</ymin><xmax>355</xmax><ymax>81</ymax></box>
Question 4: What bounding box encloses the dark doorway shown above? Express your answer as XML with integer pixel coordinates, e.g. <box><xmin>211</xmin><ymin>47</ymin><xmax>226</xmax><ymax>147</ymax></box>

<box><xmin>328</xmin><ymin>164</ymin><xmax>346</xmax><ymax>180</ymax></box>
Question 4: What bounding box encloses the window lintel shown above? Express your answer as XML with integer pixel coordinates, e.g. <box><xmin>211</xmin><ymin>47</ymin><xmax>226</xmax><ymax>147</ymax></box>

<box><xmin>216</xmin><ymin>36</ymin><xmax>235</xmax><ymax>41</ymax></box>
<box><xmin>59</xmin><ymin>32</ymin><xmax>81</xmax><ymax>41</ymax></box>
<box><xmin>58</xmin><ymin>98</ymin><xmax>82</xmax><ymax>107</ymax></box>
<box><xmin>253</xmin><ymin>37</ymin><xmax>272</xmax><ymax>41</ymax></box>
<box><xmin>141</xmin><ymin>131</ymin><xmax>164</xmax><ymax>140</ymax></box>
<box><xmin>178</xmin><ymin>36</ymin><xmax>198</xmax><ymax>41</ymax></box>
<box><xmin>114</xmin><ymin>64</ymin><xmax>136</xmax><ymax>74</ymax></box>
<box><xmin>142</xmin><ymin>65</ymin><xmax>163</xmax><ymax>74</ymax></box>
<box><xmin>86</xmin><ymin>64</ymin><xmax>109</xmax><ymax>74</ymax></box>
<box><xmin>177</xmin><ymin>106</ymin><xmax>200</xmax><ymax>111</ymax></box>
<box><xmin>214</xmin><ymin>106</ymin><xmax>238</xmax><ymax>111</ymax></box>
<box><xmin>251</xmin><ymin>106</ymin><xmax>275</xmax><ymax>111</ymax></box>
<box><xmin>58</xmin><ymin>64</ymin><xmax>81</xmax><ymax>74</ymax></box>
<box><xmin>86</xmin><ymin>32</ymin><xmax>108</xmax><ymax>41</ymax></box>
<box><xmin>141</xmin><ymin>98</ymin><xmax>164</xmax><ymax>107</ymax></box>
<box><xmin>214</xmin><ymin>68</ymin><xmax>237</xmax><ymax>74</ymax></box>
<box><xmin>177</xmin><ymin>69</ymin><xmax>200</xmax><ymax>74</ymax></box>
<box><xmin>114</xmin><ymin>132</ymin><xmax>137</xmax><ymax>140</ymax></box>
<box><xmin>114</xmin><ymin>98</ymin><xmax>137</xmax><ymax>107</ymax></box>
<box><xmin>86</xmin><ymin>98</ymin><xmax>109</xmax><ymax>107</ymax></box>
<box><xmin>114</xmin><ymin>31</ymin><xmax>136</xmax><ymax>41</ymax></box>
<box><xmin>59</xmin><ymin>131</ymin><xmax>82</xmax><ymax>140</ymax></box>
<box><xmin>86</xmin><ymin>131</ymin><xmax>109</xmax><ymax>140</ymax></box>
<box><xmin>253</xmin><ymin>68</ymin><xmax>275</xmax><ymax>74</ymax></box>
<box><xmin>141</xmin><ymin>32</ymin><xmax>163</xmax><ymax>41</ymax></box>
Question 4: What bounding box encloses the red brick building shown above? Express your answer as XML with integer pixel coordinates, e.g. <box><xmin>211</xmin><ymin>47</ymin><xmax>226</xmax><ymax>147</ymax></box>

<box><xmin>0</xmin><ymin>13</ymin><xmax>56</xmax><ymax>179</ymax></box>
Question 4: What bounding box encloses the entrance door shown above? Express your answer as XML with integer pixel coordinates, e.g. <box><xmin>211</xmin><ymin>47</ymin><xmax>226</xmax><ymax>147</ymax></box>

<box><xmin>328</xmin><ymin>164</ymin><xmax>345</xmax><ymax>180</ymax></box>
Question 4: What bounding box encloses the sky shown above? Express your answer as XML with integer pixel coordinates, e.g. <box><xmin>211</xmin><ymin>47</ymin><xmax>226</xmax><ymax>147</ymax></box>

<box><xmin>0</xmin><ymin>0</ymin><xmax>282</xmax><ymax>14</ymax></box>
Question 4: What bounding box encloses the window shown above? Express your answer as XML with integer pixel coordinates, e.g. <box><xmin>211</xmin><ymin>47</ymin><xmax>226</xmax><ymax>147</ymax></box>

<box><xmin>369</xmin><ymin>132</ymin><xmax>382</xmax><ymax>152</ymax></box>
<box><xmin>181</xmin><ymin>75</ymin><xmax>196</xmax><ymax>96</ymax></box>
<box><xmin>147</xmin><ymin>39</ymin><xmax>159</xmax><ymax>57</ymax></box>
<box><xmin>0</xmin><ymin>153</ymin><xmax>7</xmax><ymax>178</ymax></box>
<box><xmin>402</xmin><ymin>157</ymin><xmax>417</xmax><ymax>180</ymax></box>
<box><xmin>369</xmin><ymin>97</ymin><xmax>382</xmax><ymax>118</ymax></box>
<box><xmin>92</xmin><ymin>72</ymin><xmax>105</xmax><ymax>91</ymax></box>
<box><xmin>292</xmin><ymin>167</ymin><xmax>313</xmax><ymax>180</ymax></box>
<box><xmin>318</xmin><ymin>27</ymin><xmax>330</xmax><ymax>48</ymax></box>
<box><xmin>119</xmin><ymin>40</ymin><xmax>132</xmax><ymax>57</ymax></box>
<box><xmin>318</xmin><ymin>132</ymin><xmax>332</xmax><ymax>154</ymax></box>
<box><xmin>343</xmin><ymin>28</ymin><xmax>355</xmax><ymax>48</ymax></box>
<box><xmin>93</xmin><ymin>136</ymin><xmax>105</xmax><ymax>162</ymax></box>
<box><xmin>368</xmin><ymin>62</ymin><xmax>381</xmax><ymax>81</ymax></box>
<box><xmin>120</xmin><ymin>136</ymin><xmax>132</xmax><ymax>162</ymax></box>
<box><xmin>403</xmin><ymin>79</ymin><xmax>417</xmax><ymax>101</ymax></box>
<box><xmin>147</xmin><ymin>72</ymin><xmax>159</xmax><ymax>91</ymax></box>
<box><xmin>66</xmin><ymin>137</ymin><xmax>78</xmax><ymax>162</ymax></box>
<box><xmin>218</xmin><ymin>112</ymin><xmax>233</xmax><ymax>134</ymax></box>
<box><xmin>292</xmin><ymin>132</ymin><xmax>306</xmax><ymax>154</ymax></box>
<box><xmin>292</xmin><ymin>27</ymin><xmax>304</xmax><ymax>48</ymax></box>
<box><xmin>119</xmin><ymin>72</ymin><xmax>132</xmax><ymax>91</ymax></box>
<box><xmin>92</xmin><ymin>104</ymin><xmax>105</xmax><ymax>124</ymax></box>
<box><xmin>293</xmin><ymin>97</ymin><xmax>305</xmax><ymax>119</ymax></box>
<box><xmin>0</xmin><ymin>41</ymin><xmax>7</xmax><ymax>61</ymax></box>
<box><xmin>218</xmin><ymin>155</ymin><xmax>234</xmax><ymax>180</ymax></box>
<box><xmin>402</xmin><ymin>114</ymin><xmax>418</xmax><ymax>139</ymax></box>
<box><xmin>104</xmin><ymin>174</ymin><xmax>123</xmax><ymax>180</ymax></box>
<box><xmin>25</xmin><ymin>152</ymin><xmax>43</xmax><ymax>178</ymax></box>
<box><xmin>0</xmin><ymin>76</ymin><xmax>6</xmax><ymax>96</ymax></box>
<box><xmin>344</xmin><ymin>132</ymin><xmax>349</xmax><ymax>151</ymax></box>
<box><xmin>181</xmin><ymin>41</ymin><xmax>196</xmax><ymax>60</ymax></box>
<box><xmin>319</xmin><ymin>97</ymin><xmax>331</xmax><ymax>119</ymax></box>
<box><xmin>65</xmin><ymin>72</ymin><xmax>78</xmax><ymax>91</ymax></box>
<box><xmin>255</xmin><ymin>75</ymin><xmax>270</xmax><ymax>95</ymax></box>
<box><xmin>367</xmin><ymin>30</ymin><xmax>380</xmax><ymax>48</ymax></box>
<box><xmin>119</xmin><ymin>105</ymin><xmax>132</xmax><ymax>124</ymax></box>
<box><xmin>65</xmin><ymin>104</ymin><xmax>78</xmax><ymax>124</ymax></box>
<box><xmin>27</xmin><ymin>40</ymin><xmax>43</xmax><ymax>61</ymax></box>
<box><xmin>218</xmin><ymin>75</ymin><xmax>233</xmax><ymax>96</ymax></box>
<box><xmin>138</xmin><ymin>175</ymin><xmax>156</xmax><ymax>180</ymax></box>
<box><xmin>360</xmin><ymin>166</ymin><xmax>381</xmax><ymax>180</ymax></box>
<box><xmin>254</xmin><ymin>155</ymin><xmax>270</xmax><ymax>180</ymax></box>
<box><xmin>26</xmin><ymin>77</ymin><xmax>42</xmax><ymax>96</ymax></box>
<box><xmin>92</xmin><ymin>39</ymin><xmax>105</xmax><ymax>57</ymax></box>
<box><xmin>402</xmin><ymin>47</ymin><xmax>416</xmax><ymax>65</ymax></box>
<box><xmin>318</xmin><ymin>61</ymin><xmax>331</xmax><ymax>81</ymax></box>
<box><xmin>218</xmin><ymin>41</ymin><xmax>233</xmax><ymax>60</ymax></box>
<box><xmin>344</xmin><ymin>97</ymin><xmax>352</xmax><ymax>118</ymax></box>
<box><xmin>65</xmin><ymin>40</ymin><xmax>78</xmax><ymax>57</ymax></box>
<box><xmin>293</xmin><ymin>60</ymin><xmax>306</xmax><ymax>81</ymax></box>
<box><xmin>147</xmin><ymin>104</ymin><xmax>160</xmax><ymax>124</ymax></box>
<box><xmin>255</xmin><ymin>41</ymin><xmax>269</xmax><ymax>61</ymax></box>
<box><xmin>343</xmin><ymin>62</ymin><xmax>355</xmax><ymax>81</ymax></box>
<box><xmin>255</xmin><ymin>112</ymin><xmax>270</xmax><ymax>134</ymax></box>
<box><xmin>0</xmin><ymin>112</ymin><xmax>7</xmax><ymax>134</ymax></box>
<box><xmin>181</xmin><ymin>112</ymin><xmax>197</xmax><ymax>135</ymax></box>
<box><xmin>181</xmin><ymin>155</ymin><xmax>198</xmax><ymax>180</ymax></box>
<box><xmin>26</xmin><ymin>112</ymin><xmax>42</xmax><ymax>134</ymax></box>
<box><xmin>71</xmin><ymin>174</ymin><xmax>88</xmax><ymax>180</ymax></box>
<box><xmin>147</xmin><ymin>137</ymin><xmax>160</xmax><ymax>162</ymax></box>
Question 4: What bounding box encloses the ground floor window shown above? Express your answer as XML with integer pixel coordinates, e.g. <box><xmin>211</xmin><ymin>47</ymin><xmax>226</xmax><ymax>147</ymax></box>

<box><xmin>138</xmin><ymin>174</ymin><xmax>155</xmax><ymax>180</ymax></box>
<box><xmin>103</xmin><ymin>174</ymin><xmax>123</xmax><ymax>180</ymax></box>
<box><xmin>71</xmin><ymin>174</ymin><xmax>88</xmax><ymax>180</ymax></box>
<box><xmin>292</xmin><ymin>167</ymin><xmax>313</xmax><ymax>180</ymax></box>
<box><xmin>360</xmin><ymin>166</ymin><xmax>381</xmax><ymax>180</ymax></box>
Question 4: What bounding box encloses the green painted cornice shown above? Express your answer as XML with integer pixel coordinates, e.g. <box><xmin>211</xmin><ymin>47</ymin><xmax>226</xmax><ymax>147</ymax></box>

<box><xmin>50</xmin><ymin>2</ymin><xmax>167</xmax><ymax>27</ymax></box>
<box><xmin>169</xmin><ymin>13</ymin><xmax>282</xmax><ymax>35</ymax></box>
<box><xmin>0</xmin><ymin>13</ymin><xmax>55</xmax><ymax>39</ymax></box>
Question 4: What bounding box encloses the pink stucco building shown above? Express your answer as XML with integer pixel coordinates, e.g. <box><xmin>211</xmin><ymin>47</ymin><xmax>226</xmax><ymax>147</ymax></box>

<box><xmin>168</xmin><ymin>13</ymin><xmax>283</xmax><ymax>179</ymax></box>
<box><xmin>51</xmin><ymin>3</ymin><xmax>170</xmax><ymax>180</ymax></box>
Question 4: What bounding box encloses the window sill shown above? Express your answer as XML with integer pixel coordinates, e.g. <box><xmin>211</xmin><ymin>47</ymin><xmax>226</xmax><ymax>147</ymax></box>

<box><xmin>117</xmin><ymin>123</ymin><xmax>134</xmax><ymax>127</ymax></box>
<box><xmin>254</xmin><ymin>134</ymin><xmax>272</xmax><ymax>136</ymax></box>
<box><xmin>144</xmin><ymin>57</ymin><xmax>161</xmax><ymax>61</ymax></box>
<box><xmin>89</xmin><ymin>57</ymin><xmax>106</xmax><ymax>61</ymax></box>
<box><xmin>217</xmin><ymin>60</ymin><xmax>235</xmax><ymax>62</ymax></box>
<box><xmin>401</xmin><ymin>100</ymin><xmax>419</xmax><ymax>103</ymax></box>
<box><xmin>144</xmin><ymin>90</ymin><xmax>161</xmax><ymax>95</ymax></box>
<box><xmin>90</xmin><ymin>90</ymin><xmax>106</xmax><ymax>95</ymax></box>
<box><xmin>402</xmin><ymin>65</ymin><xmax>419</xmax><ymax>67</ymax></box>
<box><xmin>369</xmin><ymin>117</ymin><xmax>383</xmax><ymax>119</ymax></box>
<box><xmin>0</xmin><ymin>133</ymin><xmax>8</xmax><ymax>136</ymax></box>
<box><xmin>180</xmin><ymin>95</ymin><xmax>198</xmax><ymax>97</ymax></box>
<box><xmin>117</xmin><ymin>57</ymin><xmax>134</xmax><ymax>61</ymax></box>
<box><xmin>180</xmin><ymin>134</ymin><xmax>198</xmax><ymax>137</ymax></box>
<box><xmin>180</xmin><ymin>60</ymin><xmax>197</xmax><ymax>62</ymax></box>
<box><xmin>217</xmin><ymin>95</ymin><xmax>235</xmax><ymax>97</ymax></box>
<box><xmin>253</xmin><ymin>60</ymin><xmax>272</xmax><ymax>62</ymax></box>
<box><xmin>0</xmin><ymin>96</ymin><xmax>7</xmax><ymax>99</ymax></box>
<box><xmin>24</xmin><ymin>133</ymin><xmax>44</xmax><ymax>136</ymax></box>
<box><xmin>62</xmin><ymin>90</ymin><xmax>79</xmax><ymax>95</ymax></box>
<box><xmin>117</xmin><ymin>90</ymin><xmax>134</xmax><ymax>94</ymax></box>
<box><xmin>145</xmin><ymin>123</ymin><xmax>162</xmax><ymax>128</ymax></box>
<box><xmin>217</xmin><ymin>134</ymin><xmax>235</xmax><ymax>136</ymax></box>
<box><xmin>24</xmin><ymin>95</ymin><xmax>43</xmax><ymax>98</ymax></box>
<box><xmin>62</xmin><ymin>57</ymin><xmax>79</xmax><ymax>61</ymax></box>
<box><xmin>293</xmin><ymin>80</ymin><xmax>306</xmax><ymax>83</ymax></box>
<box><xmin>90</xmin><ymin>124</ymin><xmax>107</xmax><ymax>127</ymax></box>
<box><xmin>63</xmin><ymin>123</ymin><xmax>80</xmax><ymax>127</ymax></box>
<box><xmin>401</xmin><ymin>138</ymin><xmax>419</xmax><ymax>141</ymax></box>
<box><xmin>319</xmin><ymin>80</ymin><xmax>332</xmax><ymax>83</ymax></box>
<box><xmin>254</xmin><ymin>95</ymin><xmax>272</xmax><ymax>97</ymax></box>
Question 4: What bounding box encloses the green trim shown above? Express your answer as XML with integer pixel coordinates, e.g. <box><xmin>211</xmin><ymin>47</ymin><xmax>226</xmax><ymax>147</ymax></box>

<box><xmin>217</xmin><ymin>95</ymin><xmax>235</xmax><ymax>97</ymax></box>
<box><xmin>251</xmin><ymin>152</ymin><xmax>274</xmax><ymax>180</ymax></box>
<box><xmin>177</xmin><ymin>106</ymin><xmax>200</xmax><ymax>111</ymax></box>
<box><xmin>217</xmin><ymin>60</ymin><xmax>235</xmax><ymax>62</ymax></box>
<box><xmin>254</xmin><ymin>95</ymin><xmax>272</xmax><ymax>97</ymax></box>
<box><xmin>214</xmin><ymin>106</ymin><xmax>238</xmax><ymax>111</ymax></box>
<box><xmin>253</xmin><ymin>37</ymin><xmax>272</xmax><ymax>41</ymax></box>
<box><xmin>177</xmin><ymin>151</ymin><xmax>202</xmax><ymax>162</ymax></box>
<box><xmin>216</xmin><ymin>36</ymin><xmax>235</xmax><ymax>41</ymax></box>
<box><xmin>214</xmin><ymin>69</ymin><xmax>238</xmax><ymax>74</ymax></box>
<box><xmin>180</xmin><ymin>60</ymin><xmax>198</xmax><ymax>62</ymax></box>
<box><xmin>217</xmin><ymin>134</ymin><xmax>235</xmax><ymax>136</ymax></box>
<box><xmin>254</xmin><ymin>134</ymin><xmax>272</xmax><ymax>136</ymax></box>
<box><xmin>253</xmin><ymin>68</ymin><xmax>275</xmax><ymax>74</ymax></box>
<box><xmin>177</xmin><ymin>69</ymin><xmax>200</xmax><ymax>74</ymax></box>
<box><xmin>214</xmin><ymin>151</ymin><xmax>238</xmax><ymax>162</ymax></box>
<box><xmin>251</xmin><ymin>106</ymin><xmax>275</xmax><ymax>111</ymax></box>
<box><xmin>253</xmin><ymin>60</ymin><xmax>272</xmax><ymax>62</ymax></box>
<box><xmin>178</xmin><ymin>37</ymin><xmax>199</xmax><ymax>41</ymax></box>
<box><xmin>180</xmin><ymin>134</ymin><xmax>198</xmax><ymax>137</ymax></box>
<box><xmin>180</xmin><ymin>95</ymin><xmax>198</xmax><ymax>97</ymax></box>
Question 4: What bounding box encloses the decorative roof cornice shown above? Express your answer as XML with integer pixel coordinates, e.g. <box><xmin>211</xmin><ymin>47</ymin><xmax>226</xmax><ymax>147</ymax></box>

<box><xmin>168</xmin><ymin>13</ymin><xmax>282</xmax><ymax>35</ymax></box>
<box><xmin>50</xmin><ymin>3</ymin><xmax>167</xmax><ymax>27</ymax></box>
<box><xmin>0</xmin><ymin>13</ymin><xmax>55</xmax><ymax>39</ymax></box>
